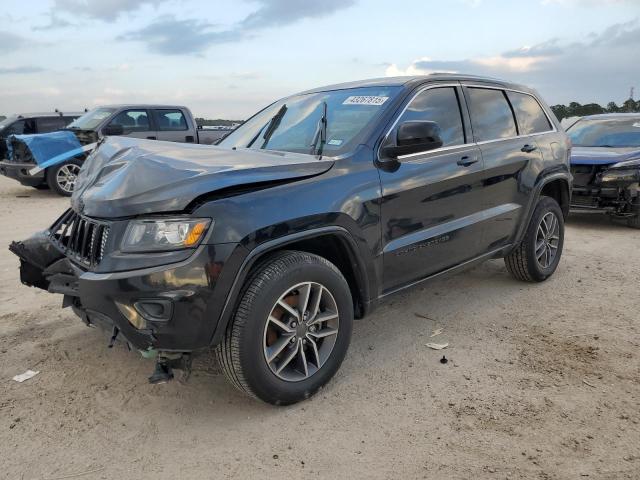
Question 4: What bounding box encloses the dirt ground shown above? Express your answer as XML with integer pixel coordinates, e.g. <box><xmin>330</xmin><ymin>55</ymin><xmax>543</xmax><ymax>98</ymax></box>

<box><xmin>0</xmin><ymin>174</ymin><xmax>638</xmax><ymax>480</ymax></box>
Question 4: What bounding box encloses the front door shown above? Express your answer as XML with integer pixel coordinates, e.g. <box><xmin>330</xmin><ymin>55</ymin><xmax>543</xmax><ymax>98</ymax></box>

<box><xmin>379</xmin><ymin>85</ymin><xmax>485</xmax><ymax>293</ymax></box>
<box><xmin>106</xmin><ymin>109</ymin><xmax>157</xmax><ymax>140</ymax></box>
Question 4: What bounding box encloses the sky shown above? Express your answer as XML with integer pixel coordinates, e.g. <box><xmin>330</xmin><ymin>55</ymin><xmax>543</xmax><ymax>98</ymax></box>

<box><xmin>1</xmin><ymin>0</ymin><xmax>639</xmax><ymax>119</ymax></box>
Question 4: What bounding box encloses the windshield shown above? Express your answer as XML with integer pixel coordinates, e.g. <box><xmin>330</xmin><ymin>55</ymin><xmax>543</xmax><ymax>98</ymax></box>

<box><xmin>66</xmin><ymin>108</ymin><xmax>116</xmax><ymax>130</ymax></box>
<box><xmin>0</xmin><ymin>116</ymin><xmax>17</xmax><ymax>131</ymax></box>
<box><xmin>567</xmin><ymin>117</ymin><xmax>640</xmax><ymax>148</ymax></box>
<box><xmin>219</xmin><ymin>86</ymin><xmax>402</xmax><ymax>156</ymax></box>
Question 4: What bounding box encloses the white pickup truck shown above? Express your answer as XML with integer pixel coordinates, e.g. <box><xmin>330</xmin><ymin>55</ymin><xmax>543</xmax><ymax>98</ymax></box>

<box><xmin>1</xmin><ymin>104</ymin><xmax>235</xmax><ymax>195</ymax></box>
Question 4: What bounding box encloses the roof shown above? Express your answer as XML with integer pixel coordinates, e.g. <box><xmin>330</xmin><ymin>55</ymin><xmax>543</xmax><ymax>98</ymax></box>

<box><xmin>98</xmin><ymin>104</ymin><xmax>190</xmax><ymax>110</ymax></box>
<box><xmin>8</xmin><ymin>112</ymin><xmax>85</xmax><ymax>119</ymax></box>
<box><xmin>580</xmin><ymin>112</ymin><xmax>640</xmax><ymax>120</ymax></box>
<box><xmin>299</xmin><ymin>73</ymin><xmax>531</xmax><ymax>95</ymax></box>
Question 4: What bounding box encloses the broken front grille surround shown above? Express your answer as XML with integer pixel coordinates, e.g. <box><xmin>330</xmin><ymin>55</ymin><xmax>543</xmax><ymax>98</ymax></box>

<box><xmin>49</xmin><ymin>208</ymin><xmax>110</xmax><ymax>267</ymax></box>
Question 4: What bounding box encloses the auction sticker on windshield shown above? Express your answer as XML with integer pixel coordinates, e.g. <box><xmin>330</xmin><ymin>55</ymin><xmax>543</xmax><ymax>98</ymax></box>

<box><xmin>343</xmin><ymin>96</ymin><xmax>389</xmax><ymax>106</ymax></box>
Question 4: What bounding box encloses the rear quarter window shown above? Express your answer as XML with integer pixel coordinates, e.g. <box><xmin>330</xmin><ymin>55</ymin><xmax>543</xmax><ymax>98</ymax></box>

<box><xmin>466</xmin><ymin>88</ymin><xmax>517</xmax><ymax>142</ymax></box>
<box><xmin>506</xmin><ymin>91</ymin><xmax>552</xmax><ymax>135</ymax></box>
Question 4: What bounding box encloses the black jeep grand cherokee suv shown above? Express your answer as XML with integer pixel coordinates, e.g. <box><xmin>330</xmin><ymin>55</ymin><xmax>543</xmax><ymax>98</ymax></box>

<box><xmin>11</xmin><ymin>75</ymin><xmax>571</xmax><ymax>405</ymax></box>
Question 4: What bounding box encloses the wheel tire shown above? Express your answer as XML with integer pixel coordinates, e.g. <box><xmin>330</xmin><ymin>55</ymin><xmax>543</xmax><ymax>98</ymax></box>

<box><xmin>505</xmin><ymin>196</ymin><xmax>565</xmax><ymax>282</ymax></box>
<box><xmin>215</xmin><ymin>250</ymin><xmax>353</xmax><ymax>405</ymax></box>
<box><xmin>627</xmin><ymin>204</ymin><xmax>640</xmax><ymax>229</ymax></box>
<box><xmin>46</xmin><ymin>159</ymin><xmax>82</xmax><ymax>196</ymax></box>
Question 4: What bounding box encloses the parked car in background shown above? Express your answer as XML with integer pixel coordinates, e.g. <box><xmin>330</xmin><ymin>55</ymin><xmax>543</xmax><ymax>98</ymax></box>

<box><xmin>0</xmin><ymin>111</ymin><xmax>82</xmax><ymax>161</ymax></box>
<box><xmin>10</xmin><ymin>75</ymin><xmax>571</xmax><ymax>405</ymax></box>
<box><xmin>567</xmin><ymin>113</ymin><xmax>640</xmax><ymax>228</ymax></box>
<box><xmin>0</xmin><ymin>105</ymin><xmax>226</xmax><ymax>196</ymax></box>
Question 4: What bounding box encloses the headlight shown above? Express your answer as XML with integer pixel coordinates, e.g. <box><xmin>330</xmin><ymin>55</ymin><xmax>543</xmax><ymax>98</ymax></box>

<box><xmin>121</xmin><ymin>218</ymin><xmax>211</xmax><ymax>252</ymax></box>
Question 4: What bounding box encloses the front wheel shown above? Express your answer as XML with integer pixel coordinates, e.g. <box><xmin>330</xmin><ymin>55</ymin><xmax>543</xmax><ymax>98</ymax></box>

<box><xmin>46</xmin><ymin>159</ymin><xmax>82</xmax><ymax>196</ymax></box>
<box><xmin>215</xmin><ymin>251</ymin><xmax>353</xmax><ymax>405</ymax></box>
<box><xmin>627</xmin><ymin>203</ymin><xmax>640</xmax><ymax>229</ymax></box>
<box><xmin>505</xmin><ymin>196</ymin><xmax>565</xmax><ymax>282</ymax></box>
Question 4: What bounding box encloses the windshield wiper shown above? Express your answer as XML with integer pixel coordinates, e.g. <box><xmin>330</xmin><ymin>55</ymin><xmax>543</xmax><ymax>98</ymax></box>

<box><xmin>247</xmin><ymin>104</ymin><xmax>287</xmax><ymax>149</ymax></box>
<box><xmin>309</xmin><ymin>101</ymin><xmax>328</xmax><ymax>158</ymax></box>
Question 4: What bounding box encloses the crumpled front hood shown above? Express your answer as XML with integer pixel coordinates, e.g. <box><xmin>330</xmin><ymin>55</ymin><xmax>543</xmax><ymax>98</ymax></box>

<box><xmin>570</xmin><ymin>146</ymin><xmax>640</xmax><ymax>166</ymax></box>
<box><xmin>72</xmin><ymin>137</ymin><xmax>334</xmax><ymax>218</ymax></box>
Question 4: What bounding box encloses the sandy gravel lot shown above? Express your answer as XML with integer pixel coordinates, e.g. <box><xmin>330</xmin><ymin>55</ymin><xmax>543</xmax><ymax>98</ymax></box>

<box><xmin>0</xmin><ymin>174</ymin><xmax>638</xmax><ymax>480</ymax></box>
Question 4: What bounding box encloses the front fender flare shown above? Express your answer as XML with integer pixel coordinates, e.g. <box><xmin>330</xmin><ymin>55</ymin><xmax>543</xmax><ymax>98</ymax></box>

<box><xmin>210</xmin><ymin>226</ymin><xmax>372</xmax><ymax>346</ymax></box>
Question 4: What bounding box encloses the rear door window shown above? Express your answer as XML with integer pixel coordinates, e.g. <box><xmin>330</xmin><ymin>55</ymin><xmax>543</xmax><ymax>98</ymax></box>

<box><xmin>466</xmin><ymin>88</ymin><xmax>517</xmax><ymax>142</ymax></box>
<box><xmin>506</xmin><ymin>91</ymin><xmax>552</xmax><ymax>135</ymax></box>
<box><xmin>395</xmin><ymin>87</ymin><xmax>465</xmax><ymax>147</ymax></box>
<box><xmin>36</xmin><ymin>116</ymin><xmax>66</xmax><ymax>133</ymax></box>
<box><xmin>154</xmin><ymin>109</ymin><xmax>188</xmax><ymax>131</ymax></box>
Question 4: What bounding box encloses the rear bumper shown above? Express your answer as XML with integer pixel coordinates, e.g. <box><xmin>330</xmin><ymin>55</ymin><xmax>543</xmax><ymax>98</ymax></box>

<box><xmin>0</xmin><ymin>160</ymin><xmax>45</xmax><ymax>187</ymax></box>
<box><xmin>11</xmin><ymin>231</ymin><xmax>247</xmax><ymax>352</ymax></box>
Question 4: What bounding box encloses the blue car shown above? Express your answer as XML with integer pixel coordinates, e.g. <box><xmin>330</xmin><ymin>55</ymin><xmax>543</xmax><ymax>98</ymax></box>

<box><xmin>567</xmin><ymin>113</ymin><xmax>640</xmax><ymax>228</ymax></box>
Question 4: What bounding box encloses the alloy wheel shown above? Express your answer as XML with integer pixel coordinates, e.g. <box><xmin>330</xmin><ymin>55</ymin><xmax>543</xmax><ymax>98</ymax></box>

<box><xmin>263</xmin><ymin>281</ymin><xmax>339</xmax><ymax>382</ymax></box>
<box><xmin>56</xmin><ymin>164</ymin><xmax>81</xmax><ymax>193</ymax></box>
<box><xmin>535</xmin><ymin>211</ymin><xmax>560</xmax><ymax>269</ymax></box>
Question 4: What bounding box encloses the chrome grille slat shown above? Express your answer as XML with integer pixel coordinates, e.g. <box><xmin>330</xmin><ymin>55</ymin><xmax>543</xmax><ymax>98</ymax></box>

<box><xmin>49</xmin><ymin>209</ymin><xmax>110</xmax><ymax>267</ymax></box>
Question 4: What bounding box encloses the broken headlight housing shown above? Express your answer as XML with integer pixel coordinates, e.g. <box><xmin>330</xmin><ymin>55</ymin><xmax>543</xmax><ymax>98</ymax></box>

<box><xmin>121</xmin><ymin>218</ymin><xmax>211</xmax><ymax>253</ymax></box>
<box><xmin>610</xmin><ymin>157</ymin><xmax>640</xmax><ymax>169</ymax></box>
<box><xmin>601</xmin><ymin>158</ymin><xmax>640</xmax><ymax>185</ymax></box>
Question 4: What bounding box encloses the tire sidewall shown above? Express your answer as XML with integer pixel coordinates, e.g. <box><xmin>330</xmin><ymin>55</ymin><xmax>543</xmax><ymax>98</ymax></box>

<box><xmin>525</xmin><ymin>197</ymin><xmax>565</xmax><ymax>281</ymax></box>
<box><xmin>238</xmin><ymin>257</ymin><xmax>353</xmax><ymax>405</ymax></box>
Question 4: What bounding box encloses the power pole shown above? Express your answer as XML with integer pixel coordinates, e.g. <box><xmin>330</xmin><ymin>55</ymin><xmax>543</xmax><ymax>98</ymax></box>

<box><xmin>630</xmin><ymin>87</ymin><xmax>635</xmax><ymax>101</ymax></box>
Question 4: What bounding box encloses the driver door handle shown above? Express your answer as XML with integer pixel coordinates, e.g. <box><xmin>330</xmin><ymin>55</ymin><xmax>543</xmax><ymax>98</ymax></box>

<box><xmin>521</xmin><ymin>144</ymin><xmax>537</xmax><ymax>153</ymax></box>
<box><xmin>457</xmin><ymin>156</ymin><xmax>478</xmax><ymax>167</ymax></box>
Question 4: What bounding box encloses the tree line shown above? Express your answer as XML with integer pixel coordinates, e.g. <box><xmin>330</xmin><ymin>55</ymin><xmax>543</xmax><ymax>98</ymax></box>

<box><xmin>551</xmin><ymin>98</ymin><xmax>640</xmax><ymax>121</ymax></box>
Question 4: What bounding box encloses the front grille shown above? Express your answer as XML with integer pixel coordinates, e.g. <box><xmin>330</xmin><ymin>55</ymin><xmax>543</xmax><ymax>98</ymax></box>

<box><xmin>49</xmin><ymin>209</ymin><xmax>110</xmax><ymax>267</ymax></box>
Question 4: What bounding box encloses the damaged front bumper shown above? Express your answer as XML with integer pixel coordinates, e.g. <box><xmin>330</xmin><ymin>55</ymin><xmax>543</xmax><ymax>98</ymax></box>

<box><xmin>10</xmin><ymin>229</ymin><xmax>242</xmax><ymax>353</ymax></box>
<box><xmin>570</xmin><ymin>163</ymin><xmax>640</xmax><ymax>216</ymax></box>
<box><xmin>0</xmin><ymin>160</ymin><xmax>46</xmax><ymax>187</ymax></box>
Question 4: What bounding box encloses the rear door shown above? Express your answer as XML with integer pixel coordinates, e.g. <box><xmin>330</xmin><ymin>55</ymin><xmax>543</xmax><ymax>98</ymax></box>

<box><xmin>379</xmin><ymin>84</ymin><xmax>485</xmax><ymax>292</ymax></box>
<box><xmin>152</xmin><ymin>109</ymin><xmax>195</xmax><ymax>143</ymax></box>
<box><xmin>105</xmin><ymin>109</ymin><xmax>157</xmax><ymax>140</ymax></box>
<box><xmin>463</xmin><ymin>85</ymin><xmax>546</xmax><ymax>253</ymax></box>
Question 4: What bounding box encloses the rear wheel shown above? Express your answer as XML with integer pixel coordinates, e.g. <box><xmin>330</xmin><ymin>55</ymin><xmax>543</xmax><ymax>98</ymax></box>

<box><xmin>627</xmin><ymin>203</ymin><xmax>640</xmax><ymax>229</ymax></box>
<box><xmin>505</xmin><ymin>196</ymin><xmax>565</xmax><ymax>282</ymax></box>
<box><xmin>215</xmin><ymin>251</ymin><xmax>353</xmax><ymax>405</ymax></box>
<box><xmin>46</xmin><ymin>159</ymin><xmax>82</xmax><ymax>196</ymax></box>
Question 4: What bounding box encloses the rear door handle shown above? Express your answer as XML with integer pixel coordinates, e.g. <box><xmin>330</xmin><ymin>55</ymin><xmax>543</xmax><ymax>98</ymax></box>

<box><xmin>521</xmin><ymin>144</ymin><xmax>537</xmax><ymax>153</ymax></box>
<box><xmin>457</xmin><ymin>156</ymin><xmax>478</xmax><ymax>167</ymax></box>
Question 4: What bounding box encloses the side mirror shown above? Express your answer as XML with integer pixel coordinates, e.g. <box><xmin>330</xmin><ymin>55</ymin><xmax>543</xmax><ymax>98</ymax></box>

<box><xmin>381</xmin><ymin>120</ymin><xmax>443</xmax><ymax>159</ymax></box>
<box><xmin>103</xmin><ymin>124</ymin><xmax>124</xmax><ymax>136</ymax></box>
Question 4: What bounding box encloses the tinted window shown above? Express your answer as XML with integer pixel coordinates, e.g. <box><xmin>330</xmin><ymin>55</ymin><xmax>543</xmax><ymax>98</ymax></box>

<box><xmin>467</xmin><ymin>88</ymin><xmax>517</xmax><ymax>141</ymax></box>
<box><xmin>36</xmin><ymin>117</ymin><xmax>65</xmax><ymax>133</ymax></box>
<box><xmin>155</xmin><ymin>109</ymin><xmax>188</xmax><ymax>131</ymax></box>
<box><xmin>507</xmin><ymin>91</ymin><xmax>551</xmax><ymax>134</ymax></box>
<box><xmin>396</xmin><ymin>87</ymin><xmax>465</xmax><ymax>147</ymax></box>
<box><xmin>109</xmin><ymin>110</ymin><xmax>150</xmax><ymax>132</ymax></box>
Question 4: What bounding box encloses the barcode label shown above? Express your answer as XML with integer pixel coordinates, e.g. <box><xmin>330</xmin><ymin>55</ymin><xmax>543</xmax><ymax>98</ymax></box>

<box><xmin>342</xmin><ymin>96</ymin><xmax>389</xmax><ymax>106</ymax></box>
